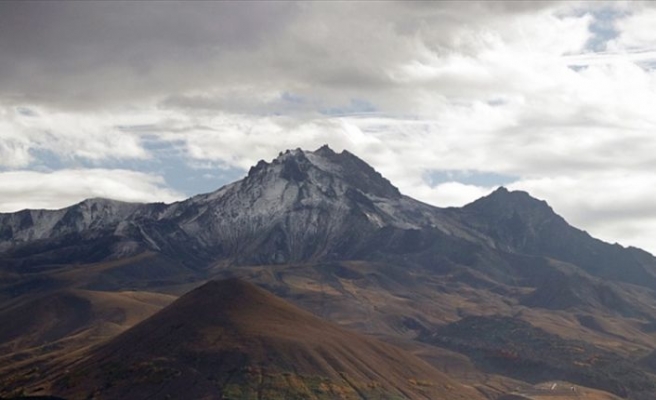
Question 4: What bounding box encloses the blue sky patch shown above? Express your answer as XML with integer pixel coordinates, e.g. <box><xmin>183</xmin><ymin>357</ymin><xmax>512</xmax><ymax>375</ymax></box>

<box><xmin>320</xmin><ymin>98</ymin><xmax>377</xmax><ymax>116</ymax></box>
<box><xmin>424</xmin><ymin>170</ymin><xmax>517</xmax><ymax>188</ymax></box>
<box><xmin>20</xmin><ymin>140</ymin><xmax>245</xmax><ymax>198</ymax></box>
<box><xmin>585</xmin><ymin>7</ymin><xmax>627</xmax><ymax>52</ymax></box>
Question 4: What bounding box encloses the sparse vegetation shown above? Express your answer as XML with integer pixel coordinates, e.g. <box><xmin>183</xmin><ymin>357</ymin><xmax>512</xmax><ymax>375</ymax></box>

<box><xmin>425</xmin><ymin>315</ymin><xmax>656</xmax><ymax>397</ymax></box>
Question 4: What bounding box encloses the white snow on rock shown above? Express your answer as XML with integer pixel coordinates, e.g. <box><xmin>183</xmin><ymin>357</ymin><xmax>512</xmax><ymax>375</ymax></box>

<box><xmin>0</xmin><ymin>146</ymin><xmax>475</xmax><ymax>260</ymax></box>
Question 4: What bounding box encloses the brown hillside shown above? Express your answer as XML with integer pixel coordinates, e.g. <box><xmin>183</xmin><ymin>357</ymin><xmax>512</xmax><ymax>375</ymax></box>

<box><xmin>0</xmin><ymin>291</ymin><xmax>93</xmax><ymax>354</ymax></box>
<box><xmin>0</xmin><ymin>289</ymin><xmax>175</xmax><ymax>355</ymax></box>
<box><xmin>48</xmin><ymin>279</ymin><xmax>482</xmax><ymax>400</ymax></box>
<box><xmin>0</xmin><ymin>286</ymin><xmax>177</xmax><ymax>396</ymax></box>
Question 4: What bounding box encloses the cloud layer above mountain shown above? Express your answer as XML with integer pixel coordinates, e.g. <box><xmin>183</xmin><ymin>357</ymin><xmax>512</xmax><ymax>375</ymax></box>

<box><xmin>2</xmin><ymin>1</ymin><xmax>656</xmax><ymax>253</ymax></box>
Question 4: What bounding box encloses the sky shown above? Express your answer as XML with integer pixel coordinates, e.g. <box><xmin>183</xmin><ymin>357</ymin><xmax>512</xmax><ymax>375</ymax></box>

<box><xmin>2</xmin><ymin>1</ymin><xmax>656</xmax><ymax>254</ymax></box>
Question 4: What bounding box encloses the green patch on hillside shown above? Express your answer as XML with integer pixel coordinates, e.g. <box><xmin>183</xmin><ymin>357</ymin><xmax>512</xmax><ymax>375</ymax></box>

<box><xmin>219</xmin><ymin>367</ymin><xmax>407</xmax><ymax>400</ymax></box>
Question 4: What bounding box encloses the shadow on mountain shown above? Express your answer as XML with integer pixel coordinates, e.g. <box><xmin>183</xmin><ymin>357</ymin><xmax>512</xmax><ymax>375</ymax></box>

<box><xmin>423</xmin><ymin>315</ymin><xmax>656</xmax><ymax>398</ymax></box>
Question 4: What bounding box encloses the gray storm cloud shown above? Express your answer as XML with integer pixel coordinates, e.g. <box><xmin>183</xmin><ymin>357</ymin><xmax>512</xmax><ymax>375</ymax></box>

<box><xmin>0</xmin><ymin>1</ymin><xmax>569</xmax><ymax>110</ymax></box>
<box><xmin>0</xmin><ymin>1</ymin><xmax>298</xmax><ymax>108</ymax></box>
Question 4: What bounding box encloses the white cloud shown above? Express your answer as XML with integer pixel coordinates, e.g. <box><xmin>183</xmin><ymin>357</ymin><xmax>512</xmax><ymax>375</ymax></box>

<box><xmin>607</xmin><ymin>7</ymin><xmax>656</xmax><ymax>51</ymax></box>
<box><xmin>406</xmin><ymin>182</ymin><xmax>496</xmax><ymax>208</ymax></box>
<box><xmin>0</xmin><ymin>169</ymin><xmax>184</xmax><ymax>212</ymax></box>
<box><xmin>0</xmin><ymin>105</ymin><xmax>151</xmax><ymax>168</ymax></box>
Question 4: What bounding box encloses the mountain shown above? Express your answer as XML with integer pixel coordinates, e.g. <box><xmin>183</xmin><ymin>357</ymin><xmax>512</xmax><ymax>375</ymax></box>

<box><xmin>5</xmin><ymin>146</ymin><xmax>654</xmax><ymax>291</ymax></box>
<box><xmin>39</xmin><ymin>279</ymin><xmax>482</xmax><ymax>400</ymax></box>
<box><xmin>0</xmin><ymin>146</ymin><xmax>463</xmax><ymax>270</ymax></box>
<box><xmin>3</xmin><ymin>145</ymin><xmax>656</xmax><ymax>399</ymax></box>
<box><xmin>459</xmin><ymin>187</ymin><xmax>656</xmax><ymax>288</ymax></box>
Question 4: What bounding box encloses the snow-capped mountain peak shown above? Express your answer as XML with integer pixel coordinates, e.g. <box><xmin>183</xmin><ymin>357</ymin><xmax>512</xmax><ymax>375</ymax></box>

<box><xmin>0</xmin><ymin>146</ymin><xmax>443</xmax><ymax>264</ymax></box>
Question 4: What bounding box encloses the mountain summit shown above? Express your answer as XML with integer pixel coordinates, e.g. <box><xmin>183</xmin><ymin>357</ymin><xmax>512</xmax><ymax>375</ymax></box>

<box><xmin>155</xmin><ymin>145</ymin><xmax>452</xmax><ymax>264</ymax></box>
<box><xmin>246</xmin><ymin>145</ymin><xmax>401</xmax><ymax>199</ymax></box>
<box><xmin>458</xmin><ymin>187</ymin><xmax>656</xmax><ymax>289</ymax></box>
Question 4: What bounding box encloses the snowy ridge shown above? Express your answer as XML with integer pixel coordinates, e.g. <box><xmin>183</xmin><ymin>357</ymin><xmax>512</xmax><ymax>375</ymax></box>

<box><xmin>154</xmin><ymin>146</ymin><xmax>486</xmax><ymax>263</ymax></box>
<box><xmin>0</xmin><ymin>145</ymin><xmax>476</xmax><ymax>263</ymax></box>
<box><xmin>0</xmin><ymin>198</ymin><xmax>145</xmax><ymax>251</ymax></box>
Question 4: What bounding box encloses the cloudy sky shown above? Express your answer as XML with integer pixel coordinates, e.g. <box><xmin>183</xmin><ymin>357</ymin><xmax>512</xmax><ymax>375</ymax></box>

<box><xmin>2</xmin><ymin>1</ymin><xmax>656</xmax><ymax>253</ymax></box>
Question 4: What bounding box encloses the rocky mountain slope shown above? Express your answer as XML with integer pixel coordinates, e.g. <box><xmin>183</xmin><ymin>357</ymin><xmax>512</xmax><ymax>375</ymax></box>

<box><xmin>4</xmin><ymin>146</ymin><xmax>656</xmax><ymax>286</ymax></box>
<box><xmin>0</xmin><ymin>146</ymin><xmax>471</xmax><ymax>268</ymax></box>
<box><xmin>4</xmin><ymin>145</ymin><xmax>656</xmax><ymax>294</ymax></box>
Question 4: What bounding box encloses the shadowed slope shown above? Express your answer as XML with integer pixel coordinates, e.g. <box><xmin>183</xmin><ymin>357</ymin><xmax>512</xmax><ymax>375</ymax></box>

<box><xmin>50</xmin><ymin>279</ymin><xmax>482</xmax><ymax>400</ymax></box>
<box><xmin>460</xmin><ymin>187</ymin><xmax>656</xmax><ymax>288</ymax></box>
<box><xmin>424</xmin><ymin>316</ymin><xmax>656</xmax><ymax>398</ymax></box>
<box><xmin>0</xmin><ymin>289</ymin><xmax>175</xmax><ymax>355</ymax></box>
